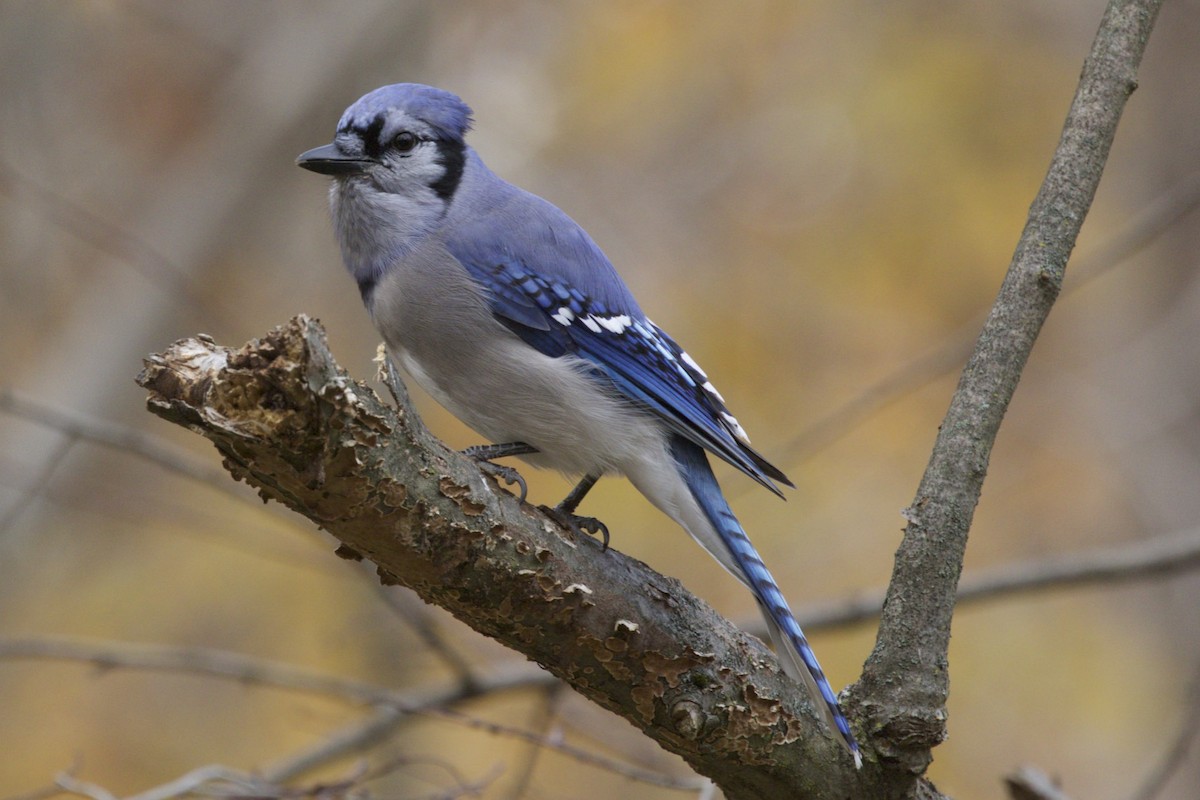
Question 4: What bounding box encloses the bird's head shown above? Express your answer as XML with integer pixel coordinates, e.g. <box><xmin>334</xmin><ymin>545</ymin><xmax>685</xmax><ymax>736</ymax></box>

<box><xmin>297</xmin><ymin>83</ymin><xmax>472</xmax><ymax>202</ymax></box>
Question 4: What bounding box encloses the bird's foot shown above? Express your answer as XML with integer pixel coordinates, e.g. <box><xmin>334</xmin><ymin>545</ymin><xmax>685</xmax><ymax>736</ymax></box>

<box><xmin>539</xmin><ymin>503</ymin><xmax>610</xmax><ymax>550</ymax></box>
<box><xmin>462</xmin><ymin>442</ymin><xmax>536</xmax><ymax>503</ymax></box>
<box><xmin>475</xmin><ymin>460</ymin><xmax>528</xmax><ymax>503</ymax></box>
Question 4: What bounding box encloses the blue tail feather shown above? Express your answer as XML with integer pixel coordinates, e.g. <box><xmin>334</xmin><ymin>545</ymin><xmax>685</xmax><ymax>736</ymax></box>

<box><xmin>669</xmin><ymin>436</ymin><xmax>862</xmax><ymax>767</ymax></box>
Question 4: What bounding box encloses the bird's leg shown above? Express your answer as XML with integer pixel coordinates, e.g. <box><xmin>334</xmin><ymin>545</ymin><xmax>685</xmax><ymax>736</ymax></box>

<box><xmin>539</xmin><ymin>473</ymin><xmax>610</xmax><ymax>550</ymax></box>
<box><xmin>556</xmin><ymin>472</ymin><xmax>599</xmax><ymax>515</ymax></box>
<box><xmin>462</xmin><ymin>442</ymin><xmax>537</xmax><ymax>503</ymax></box>
<box><xmin>463</xmin><ymin>442</ymin><xmax>539</xmax><ymax>460</ymax></box>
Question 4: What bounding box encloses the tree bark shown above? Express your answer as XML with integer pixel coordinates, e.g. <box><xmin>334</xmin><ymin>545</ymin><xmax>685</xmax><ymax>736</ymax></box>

<box><xmin>137</xmin><ymin>319</ymin><xmax>876</xmax><ymax>799</ymax></box>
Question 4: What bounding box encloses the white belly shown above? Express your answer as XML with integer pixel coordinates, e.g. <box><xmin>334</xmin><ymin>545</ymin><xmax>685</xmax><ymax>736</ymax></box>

<box><xmin>391</xmin><ymin>339</ymin><xmax>666</xmax><ymax>479</ymax></box>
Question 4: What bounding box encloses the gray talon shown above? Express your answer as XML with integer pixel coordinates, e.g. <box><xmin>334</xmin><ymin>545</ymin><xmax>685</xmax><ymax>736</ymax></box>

<box><xmin>476</xmin><ymin>459</ymin><xmax>528</xmax><ymax>503</ymax></box>
<box><xmin>463</xmin><ymin>443</ymin><xmax>535</xmax><ymax>503</ymax></box>
<box><xmin>539</xmin><ymin>503</ymin><xmax>610</xmax><ymax>550</ymax></box>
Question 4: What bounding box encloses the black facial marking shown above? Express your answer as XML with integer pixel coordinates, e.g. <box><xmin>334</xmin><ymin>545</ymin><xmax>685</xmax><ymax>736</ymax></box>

<box><xmin>429</xmin><ymin>139</ymin><xmax>466</xmax><ymax>202</ymax></box>
<box><xmin>357</xmin><ymin>273</ymin><xmax>377</xmax><ymax>305</ymax></box>
<box><xmin>361</xmin><ymin>114</ymin><xmax>386</xmax><ymax>159</ymax></box>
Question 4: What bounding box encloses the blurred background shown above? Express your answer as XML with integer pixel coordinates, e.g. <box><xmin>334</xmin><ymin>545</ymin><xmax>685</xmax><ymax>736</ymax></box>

<box><xmin>1</xmin><ymin>1</ymin><xmax>1198</xmax><ymax>798</ymax></box>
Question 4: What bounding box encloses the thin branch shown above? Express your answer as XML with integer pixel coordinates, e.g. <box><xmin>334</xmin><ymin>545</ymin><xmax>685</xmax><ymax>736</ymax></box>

<box><xmin>0</xmin><ymin>634</ymin><xmax>694</xmax><ymax>792</ymax></box>
<box><xmin>124</xmin><ymin>766</ymin><xmax>264</xmax><ymax>800</ymax></box>
<box><xmin>1</xmin><ymin>388</ymin><xmax>483</xmax><ymax>678</ymax></box>
<box><xmin>852</xmin><ymin>0</ymin><xmax>1164</xmax><ymax>780</ymax></box>
<box><xmin>0</xmin><ymin>388</ymin><xmax>487</xmax><ymax>670</ymax></box>
<box><xmin>360</xmin><ymin>755</ymin><xmax>499</xmax><ymax>799</ymax></box>
<box><xmin>0</xmin><ymin>635</ymin><xmax>548</xmax><ymax>709</ymax></box>
<box><xmin>0</xmin><ymin>389</ymin><xmax>256</xmax><ymax>512</ymax></box>
<box><xmin>357</xmin><ymin>563</ymin><xmax>481</xmax><ymax>689</ymax></box>
<box><xmin>504</xmin><ymin>684</ymin><xmax>565</xmax><ymax>800</ymax></box>
<box><xmin>262</xmin><ymin>706</ymin><xmax>409</xmax><ymax>784</ymax></box>
<box><xmin>0</xmin><ymin>389</ymin><xmax>335</xmax><ymax>575</ymax></box>
<box><xmin>0</xmin><ymin>433</ymin><xmax>75</xmax><ymax>534</ymax></box>
<box><xmin>789</xmin><ymin>526</ymin><xmax>1200</xmax><ymax>633</ymax></box>
<box><xmin>54</xmin><ymin>761</ymin><xmax>393</xmax><ymax>800</ymax></box>
<box><xmin>423</xmin><ymin>705</ymin><xmax>704</xmax><ymax>792</ymax></box>
<box><xmin>0</xmin><ymin>633</ymin><xmax>692</xmax><ymax>791</ymax></box>
<box><xmin>3</xmin><ymin>636</ymin><xmax>648</xmax><ymax>792</ymax></box>
<box><xmin>264</xmin><ymin>690</ymin><xmax>701</xmax><ymax>793</ymax></box>
<box><xmin>12</xmin><ymin>514</ymin><xmax>1188</xmax><ymax>792</ymax></box>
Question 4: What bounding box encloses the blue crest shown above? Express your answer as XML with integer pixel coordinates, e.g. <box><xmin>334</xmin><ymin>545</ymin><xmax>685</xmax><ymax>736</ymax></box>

<box><xmin>338</xmin><ymin>83</ymin><xmax>473</xmax><ymax>141</ymax></box>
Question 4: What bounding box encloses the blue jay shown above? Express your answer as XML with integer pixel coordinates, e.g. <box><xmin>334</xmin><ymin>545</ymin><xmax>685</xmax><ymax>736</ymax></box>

<box><xmin>298</xmin><ymin>83</ymin><xmax>860</xmax><ymax>767</ymax></box>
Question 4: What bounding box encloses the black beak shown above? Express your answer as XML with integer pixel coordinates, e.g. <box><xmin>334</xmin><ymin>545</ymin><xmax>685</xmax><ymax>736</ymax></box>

<box><xmin>296</xmin><ymin>143</ymin><xmax>374</xmax><ymax>175</ymax></box>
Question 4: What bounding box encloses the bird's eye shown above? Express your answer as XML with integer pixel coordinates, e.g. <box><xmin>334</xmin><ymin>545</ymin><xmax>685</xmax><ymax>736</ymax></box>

<box><xmin>393</xmin><ymin>132</ymin><xmax>419</xmax><ymax>153</ymax></box>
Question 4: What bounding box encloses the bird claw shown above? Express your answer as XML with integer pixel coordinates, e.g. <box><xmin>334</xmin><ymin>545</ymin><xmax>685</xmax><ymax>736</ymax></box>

<box><xmin>539</xmin><ymin>503</ymin><xmax>610</xmax><ymax>550</ymax></box>
<box><xmin>467</xmin><ymin>455</ymin><xmax>529</xmax><ymax>503</ymax></box>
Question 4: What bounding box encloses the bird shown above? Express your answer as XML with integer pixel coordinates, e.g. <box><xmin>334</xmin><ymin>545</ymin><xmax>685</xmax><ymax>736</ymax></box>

<box><xmin>297</xmin><ymin>83</ymin><xmax>861</xmax><ymax>768</ymax></box>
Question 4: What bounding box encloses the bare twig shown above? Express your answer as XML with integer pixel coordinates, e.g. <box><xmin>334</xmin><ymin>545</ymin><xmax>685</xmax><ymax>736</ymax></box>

<box><xmin>504</xmin><ymin>684</ymin><xmax>566</xmax><ymax>800</ymax></box>
<box><xmin>124</xmin><ymin>766</ymin><xmax>264</xmax><ymax>800</ymax></box>
<box><xmin>0</xmin><ymin>389</ymin><xmax>257</xmax><ymax>511</ymax></box>
<box><xmin>0</xmin><ymin>388</ymin><xmax>484</xmax><ymax>680</ymax></box>
<box><xmin>360</xmin><ymin>754</ymin><xmax>498</xmax><ymax>799</ymax></box>
<box><xmin>788</xmin><ymin>526</ymin><xmax>1200</xmax><ymax>632</ymax></box>
<box><xmin>0</xmin><ymin>635</ymin><xmax>548</xmax><ymax>710</ymax></box>
<box><xmin>264</xmin><ymin>691</ymin><xmax>700</xmax><ymax>792</ymax></box>
<box><xmin>360</xmin><ymin>573</ymin><xmax>481</xmax><ymax>688</ymax></box>
<box><xmin>262</xmin><ymin>706</ymin><xmax>410</xmax><ymax>784</ymax></box>
<box><xmin>54</xmin><ymin>760</ymin><xmax>405</xmax><ymax>800</ymax></box>
<box><xmin>0</xmin><ymin>389</ymin><xmax>333</xmax><ymax>572</ymax></box>
<box><xmin>12</xmin><ymin>512</ymin><xmax>1189</xmax><ymax>793</ymax></box>
<box><xmin>0</xmin><ymin>634</ymin><xmax>689</xmax><ymax>791</ymax></box>
<box><xmin>0</xmin><ymin>636</ymin><xmax>615</xmax><ymax>791</ymax></box>
<box><xmin>0</xmin><ymin>433</ymin><xmax>75</xmax><ymax>534</ymax></box>
<box><xmin>0</xmin><ymin>389</ymin><xmax>487</xmax><ymax>664</ymax></box>
<box><xmin>1</xmin><ymin>636</ymin><xmax>685</xmax><ymax>789</ymax></box>
<box><xmin>424</xmin><ymin>705</ymin><xmax>704</xmax><ymax>792</ymax></box>
<box><xmin>852</xmin><ymin>0</ymin><xmax>1164</xmax><ymax>780</ymax></box>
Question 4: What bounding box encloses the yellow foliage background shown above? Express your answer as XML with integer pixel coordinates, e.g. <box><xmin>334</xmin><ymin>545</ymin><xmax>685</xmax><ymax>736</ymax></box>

<box><xmin>1</xmin><ymin>2</ymin><xmax>1198</xmax><ymax>798</ymax></box>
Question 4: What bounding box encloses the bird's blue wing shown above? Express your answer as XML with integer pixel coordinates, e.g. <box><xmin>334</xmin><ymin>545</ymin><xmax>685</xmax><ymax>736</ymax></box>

<box><xmin>451</xmin><ymin>250</ymin><xmax>792</xmax><ymax>495</ymax></box>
